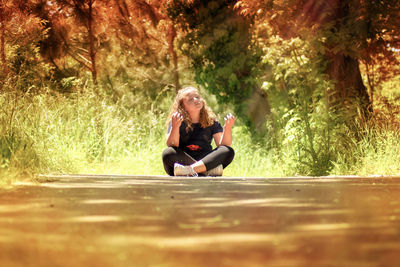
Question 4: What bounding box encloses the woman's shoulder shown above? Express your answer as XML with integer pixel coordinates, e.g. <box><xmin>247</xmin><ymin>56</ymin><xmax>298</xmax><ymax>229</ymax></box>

<box><xmin>211</xmin><ymin>119</ymin><xmax>222</xmax><ymax>126</ymax></box>
<box><xmin>210</xmin><ymin>119</ymin><xmax>223</xmax><ymax>132</ymax></box>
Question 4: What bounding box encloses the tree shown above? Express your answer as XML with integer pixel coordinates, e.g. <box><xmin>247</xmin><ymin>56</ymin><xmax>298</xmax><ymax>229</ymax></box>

<box><xmin>61</xmin><ymin>0</ymin><xmax>106</xmax><ymax>84</ymax></box>
<box><xmin>167</xmin><ymin>0</ymin><xmax>270</xmax><ymax>129</ymax></box>
<box><xmin>30</xmin><ymin>0</ymin><xmax>72</xmax><ymax>80</ymax></box>
<box><xmin>112</xmin><ymin>0</ymin><xmax>181</xmax><ymax>90</ymax></box>
<box><xmin>26</xmin><ymin>0</ymin><xmax>184</xmax><ymax>94</ymax></box>
<box><xmin>236</xmin><ymin>0</ymin><xmax>400</xmax><ymax>117</ymax></box>
<box><xmin>0</xmin><ymin>0</ymin><xmax>32</xmax><ymax>77</ymax></box>
<box><xmin>0</xmin><ymin>0</ymin><xmax>8</xmax><ymax>75</ymax></box>
<box><xmin>36</xmin><ymin>0</ymin><xmax>111</xmax><ymax>84</ymax></box>
<box><xmin>0</xmin><ymin>0</ymin><xmax>51</xmax><ymax>91</ymax></box>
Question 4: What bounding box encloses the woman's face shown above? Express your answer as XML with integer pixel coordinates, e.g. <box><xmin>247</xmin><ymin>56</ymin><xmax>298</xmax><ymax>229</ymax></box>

<box><xmin>182</xmin><ymin>89</ymin><xmax>204</xmax><ymax>113</ymax></box>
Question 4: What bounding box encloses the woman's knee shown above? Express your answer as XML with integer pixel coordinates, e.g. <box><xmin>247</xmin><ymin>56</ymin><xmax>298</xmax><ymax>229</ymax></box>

<box><xmin>218</xmin><ymin>145</ymin><xmax>235</xmax><ymax>158</ymax></box>
<box><xmin>217</xmin><ymin>146</ymin><xmax>235</xmax><ymax>167</ymax></box>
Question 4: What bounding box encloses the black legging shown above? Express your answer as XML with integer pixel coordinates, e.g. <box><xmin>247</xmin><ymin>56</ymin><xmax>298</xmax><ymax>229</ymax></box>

<box><xmin>162</xmin><ymin>146</ymin><xmax>235</xmax><ymax>176</ymax></box>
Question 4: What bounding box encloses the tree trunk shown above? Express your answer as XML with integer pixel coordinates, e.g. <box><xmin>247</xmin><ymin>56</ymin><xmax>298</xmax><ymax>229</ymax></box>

<box><xmin>87</xmin><ymin>0</ymin><xmax>97</xmax><ymax>84</ymax></box>
<box><xmin>324</xmin><ymin>0</ymin><xmax>371</xmax><ymax>117</ymax></box>
<box><xmin>325</xmin><ymin>51</ymin><xmax>372</xmax><ymax>117</ymax></box>
<box><xmin>246</xmin><ymin>87</ymin><xmax>271</xmax><ymax>133</ymax></box>
<box><xmin>0</xmin><ymin>3</ymin><xmax>8</xmax><ymax>76</ymax></box>
<box><xmin>168</xmin><ymin>24</ymin><xmax>180</xmax><ymax>91</ymax></box>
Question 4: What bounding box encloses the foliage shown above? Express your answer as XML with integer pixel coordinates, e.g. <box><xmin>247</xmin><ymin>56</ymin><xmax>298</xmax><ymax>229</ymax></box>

<box><xmin>167</xmin><ymin>0</ymin><xmax>262</xmax><ymax>117</ymax></box>
<box><xmin>0</xmin><ymin>2</ymin><xmax>52</xmax><ymax>91</ymax></box>
<box><xmin>0</xmin><ymin>82</ymin><xmax>170</xmax><ymax>183</ymax></box>
<box><xmin>0</xmin><ymin>82</ymin><xmax>279</xmax><ymax>183</ymax></box>
<box><xmin>236</xmin><ymin>0</ymin><xmax>400</xmax><ymax>115</ymax></box>
<box><xmin>236</xmin><ymin>0</ymin><xmax>400</xmax><ymax>68</ymax></box>
<box><xmin>2</xmin><ymin>81</ymin><xmax>400</xmax><ymax>184</ymax></box>
<box><xmin>261</xmin><ymin>36</ymin><xmax>343</xmax><ymax>175</ymax></box>
<box><xmin>7</xmin><ymin>29</ymin><xmax>53</xmax><ymax>92</ymax></box>
<box><xmin>331</xmin><ymin>122</ymin><xmax>400</xmax><ymax>176</ymax></box>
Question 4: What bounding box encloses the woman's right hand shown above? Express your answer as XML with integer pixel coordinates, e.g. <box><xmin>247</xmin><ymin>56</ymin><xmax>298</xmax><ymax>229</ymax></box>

<box><xmin>171</xmin><ymin>112</ymin><xmax>183</xmax><ymax>129</ymax></box>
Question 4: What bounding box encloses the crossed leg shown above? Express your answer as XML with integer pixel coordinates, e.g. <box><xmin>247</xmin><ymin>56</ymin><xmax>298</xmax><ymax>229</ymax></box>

<box><xmin>162</xmin><ymin>146</ymin><xmax>235</xmax><ymax>176</ymax></box>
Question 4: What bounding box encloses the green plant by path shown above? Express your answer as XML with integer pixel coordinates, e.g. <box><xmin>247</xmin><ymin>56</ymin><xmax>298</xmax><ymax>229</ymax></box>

<box><xmin>0</xmin><ymin>85</ymin><xmax>165</xmax><ymax>183</ymax></box>
<box><xmin>1</xmin><ymin>81</ymin><xmax>400</xmax><ymax>185</ymax></box>
<box><xmin>0</xmin><ymin>83</ymin><xmax>281</xmax><ymax>183</ymax></box>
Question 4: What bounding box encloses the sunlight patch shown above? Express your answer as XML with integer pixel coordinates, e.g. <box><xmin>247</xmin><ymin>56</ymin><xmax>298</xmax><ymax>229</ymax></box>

<box><xmin>293</xmin><ymin>223</ymin><xmax>352</xmax><ymax>231</ymax></box>
<box><xmin>80</xmin><ymin>199</ymin><xmax>133</xmax><ymax>204</ymax></box>
<box><xmin>99</xmin><ymin>233</ymin><xmax>277</xmax><ymax>248</ymax></box>
<box><xmin>68</xmin><ymin>215</ymin><xmax>123</xmax><ymax>223</ymax></box>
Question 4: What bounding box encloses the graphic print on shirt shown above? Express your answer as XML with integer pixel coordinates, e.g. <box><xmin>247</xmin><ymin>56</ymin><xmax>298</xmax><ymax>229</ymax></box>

<box><xmin>186</xmin><ymin>144</ymin><xmax>202</xmax><ymax>151</ymax></box>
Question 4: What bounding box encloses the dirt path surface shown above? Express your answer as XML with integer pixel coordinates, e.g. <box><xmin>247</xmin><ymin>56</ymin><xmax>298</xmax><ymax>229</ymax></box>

<box><xmin>1</xmin><ymin>175</ymin><xmax>400</xmax><ymax>267</ymax></box>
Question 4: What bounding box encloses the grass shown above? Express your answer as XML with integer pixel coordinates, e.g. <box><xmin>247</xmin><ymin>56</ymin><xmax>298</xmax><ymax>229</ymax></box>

<box><xmin>0</xmin><ymin>86</ymin><xmax>284</xmax><ymax>183</ymax></box>
<box><xmin>0</xmin><ymin>88</ymin><xmax>161</xmax><ymax>183</ymax></box>
<box><xmin>1</xmin><ymin>85</ymin><xmax>400</xmax><ymax>186</ymax></box>
<box><xmin>331</xmin><ymin>126</ymin><xmax>400</xmax><ymax>176</ymax></box>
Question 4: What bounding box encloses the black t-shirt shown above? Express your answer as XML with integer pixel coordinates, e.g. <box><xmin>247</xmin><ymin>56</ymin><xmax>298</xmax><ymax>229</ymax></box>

<box><xmin>168</xmin><ymin>121</ymin><xmax>223</xmax><ymax>159</ymax></box>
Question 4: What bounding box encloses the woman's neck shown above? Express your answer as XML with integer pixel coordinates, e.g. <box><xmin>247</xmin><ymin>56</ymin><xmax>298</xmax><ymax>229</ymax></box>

<box><xmin>189</xmin><ymin>111</ymin><xmax>200</xmax><ymax>123</ymax></box>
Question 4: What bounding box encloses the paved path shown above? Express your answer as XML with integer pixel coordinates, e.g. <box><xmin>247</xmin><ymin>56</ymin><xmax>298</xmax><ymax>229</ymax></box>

<box><xmin>1</xmin><ymin>175</ymin><xmax>400</xmax><ymax>267</ymax></box>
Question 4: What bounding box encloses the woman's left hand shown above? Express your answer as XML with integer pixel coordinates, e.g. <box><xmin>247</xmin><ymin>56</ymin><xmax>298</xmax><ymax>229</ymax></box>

<box><xmin>224</xmin><ymin>113</ymin><xmax>236</xmax><ymax>130</ymax></box>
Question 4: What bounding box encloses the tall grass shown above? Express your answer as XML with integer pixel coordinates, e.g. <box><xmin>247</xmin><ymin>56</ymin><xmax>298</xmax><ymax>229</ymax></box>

<box><xmin>331</xmin><ymin>119</ymin><xmax>400</xmax><ymax>176</ymax></box>
<box><xmin>0</xmin><ymin>83</ymin><xmax>284</xmax><ymax>183</ymax></box>
<box><xmin>0</xmin><ymin>86</ymin><xmax>167</xmax><ymax>183</ymax></box>
<box><xmin>1</xmin><ymin>83</ymin><xmax>400</xmax><ymax>185</ymax></box>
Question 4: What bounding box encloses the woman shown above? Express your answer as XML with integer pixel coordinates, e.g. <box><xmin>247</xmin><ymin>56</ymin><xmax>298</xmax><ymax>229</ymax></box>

<box><xmin>162</xmin><ymin>86</ymin><xmax>235</xmax><ymax>176</ymax></box>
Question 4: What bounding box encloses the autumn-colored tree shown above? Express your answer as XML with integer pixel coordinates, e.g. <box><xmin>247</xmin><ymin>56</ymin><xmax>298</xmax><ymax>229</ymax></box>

<box><xmin>33</xmin><ymin>0</ymin><xmax>183</xmax><ymax>93</ymax></box>
<box><xmin>38</xmin><ymin>0</ymin><xmax>111</xmax><ymax>84</ymax></box>
<box><xmin>0</xmin><ymin>0</ymin><xmax>52</xmax><ymax>91</ymax></box>
<box><xmin>64</xmin><ymin>0</ymin><xmax>106</xmax><ymax>84</ymax></box>
<box><xmin>0</xmin><ymin>0</ymin><xmax>32</xmax><ymax>77</ymax></box>
<box><xmin>29</xmin><ymin>0</ymin><xmax>69</xmax><ymax>78</ymax></box>
<box><xmin>110</xmin><ymin>0</ymin><xmax>181</xmax><ymax>90</ymax></box>
<box><xmin>0</xmin><ymin>0</ymin><xmax>7</xmax><ymax>75</ymax></box>
<box><xmin>236</xmin><ymin>0</ymin><xmax>400</xmax><ymax>116</ymax></box>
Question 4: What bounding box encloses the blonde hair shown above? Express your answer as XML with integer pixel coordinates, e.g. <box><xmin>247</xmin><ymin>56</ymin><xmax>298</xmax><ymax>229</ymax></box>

<box><xmin>167</xmin><ymin>86</ymin><xmax>217</xmax><ymax>132</ymax></box>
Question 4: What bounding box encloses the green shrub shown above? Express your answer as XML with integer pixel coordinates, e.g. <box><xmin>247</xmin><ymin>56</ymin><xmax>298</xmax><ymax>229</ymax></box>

<box><xmin>260</xmin><ymin>37</ymin><xmax>345</xmax><ymax>176</ymax></box>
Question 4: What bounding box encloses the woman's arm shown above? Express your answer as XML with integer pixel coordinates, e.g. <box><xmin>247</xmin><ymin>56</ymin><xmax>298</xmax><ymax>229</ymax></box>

<box><xmin>166</xmin><ymin>112</ymin><xmax>183</xmax><ymax>147</ymax></box>
<box><xmin>214</xmin><ymin>113</ymin><xmax>235</xmax><ymax>147</ymax></box>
